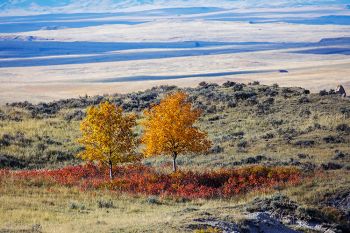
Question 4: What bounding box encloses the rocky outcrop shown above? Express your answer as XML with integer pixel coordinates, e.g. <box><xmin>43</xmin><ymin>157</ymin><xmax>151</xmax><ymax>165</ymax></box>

<box><xmin>335</xmin><ymin>85</ymin><xmax>347</xmax><ymax>97</ymax></box>
<box><xmin>244</xmin><ymin>212</ymin><xmax>299</xmax><ymax>233</ymax></box>
<box><xmin>245</xmin><ymin>195</ymin><xmax>349</xmax><ymax>232</ymax></box>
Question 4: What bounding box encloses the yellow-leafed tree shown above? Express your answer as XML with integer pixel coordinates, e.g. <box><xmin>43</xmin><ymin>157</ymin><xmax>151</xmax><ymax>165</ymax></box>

<box><xmin>78</xmin><ymin>101</ymin><xmax>138</xmax><ymax>179</ymax></box>
<box><xmin>142</xmin><ymin>91</ymin><xmax>212</xmax><ymax>172</ymax></box>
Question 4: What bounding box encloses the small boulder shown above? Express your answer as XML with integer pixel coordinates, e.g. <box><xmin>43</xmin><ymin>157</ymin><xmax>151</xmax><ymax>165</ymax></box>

<box><xmin>335</xmin><ymin>85</ymin><xmax>347</xmax><ymax>97</ymax></box>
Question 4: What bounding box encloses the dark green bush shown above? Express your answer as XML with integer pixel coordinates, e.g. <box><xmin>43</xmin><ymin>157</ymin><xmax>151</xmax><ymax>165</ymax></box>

<box><xmin>336</xmin><ymin>124</ymin><xmax>350</xmax><ymax>133</ymax></box>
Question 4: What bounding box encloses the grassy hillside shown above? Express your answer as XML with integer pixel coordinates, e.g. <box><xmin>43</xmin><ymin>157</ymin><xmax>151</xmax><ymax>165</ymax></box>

<box><xmin>0</xmin><ymin>81</ymin><xmax>349</xmax><ymax>232</ymax></box>
<box><xmin>1</xmin><ymin>81</ymin><xmax>349</xmax><ymax>170</ymax></box>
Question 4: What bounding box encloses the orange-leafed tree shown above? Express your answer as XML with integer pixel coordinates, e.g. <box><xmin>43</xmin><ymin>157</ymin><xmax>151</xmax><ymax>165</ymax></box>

<box><xmin>78</xmin><ymin>101</ymin><xmax>138</xmax><ymax>179</ymax></box>
<box><xmin>142</xmin><ymin>91</ymin><xmax>212</xmax><ymax>172</ymax></box>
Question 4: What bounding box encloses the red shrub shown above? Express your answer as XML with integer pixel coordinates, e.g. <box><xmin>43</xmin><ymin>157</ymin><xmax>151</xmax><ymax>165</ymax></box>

<box><xmin>0</xmin><ymin>164</ymin><xmax>302</xmax><ymax>199</ymax></box>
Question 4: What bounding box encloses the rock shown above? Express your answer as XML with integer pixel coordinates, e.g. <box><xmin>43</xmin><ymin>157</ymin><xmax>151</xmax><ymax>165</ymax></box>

<box><xmin>335</xmin><ymin>85</ymin><xmax>347</xmax><ymax>97</ymax></box>
<box><xmin>192</xmin><ymin>217</ymin><xmax>240</xmax><ymax>233</ymax></box>
<box><xmin>296</xmin><ymin>220</ymin><xmax>336</xmax><ymax>233</ymax></box>
<box><xmin>246</xmin><ymin>195</ymin><xmax>298</xmax><ymax>216</ymax></box>
<box><xmin>320</xmin><ymin>188</ymin><xmax>350</xmax><ymax>212</ymax></box>
<box><xmin>243</xmin><ymin>212</ymin><xmax>298</xmax><ymax>233</ymax></box>
<box><xmin>246</xmin><ymin>195</ymin><xmax>348</xmax><ymax>232</ymax></box>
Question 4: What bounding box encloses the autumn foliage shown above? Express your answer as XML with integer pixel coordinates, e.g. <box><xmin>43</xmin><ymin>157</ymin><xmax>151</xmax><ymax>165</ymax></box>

<box><xmin>78</xmin><ymin>102</ymin><xmax>138</xmax><ymax>179</ymax></box>
<box><xmin>1</xmin><ymin>165</ymin><xmax>302</xmax><ymax>199</ymax></box>
<box><xmin>142</xmin><ymin>91</ymin><xmax>212</xmax><ymax>171</ymax></box>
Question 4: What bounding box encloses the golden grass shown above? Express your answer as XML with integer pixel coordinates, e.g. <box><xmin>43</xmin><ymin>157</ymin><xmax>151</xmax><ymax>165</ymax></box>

<box><xmin>0</xmin><ymin>181</ymin><xmax>251</xmax><ymax>233</ymax></box>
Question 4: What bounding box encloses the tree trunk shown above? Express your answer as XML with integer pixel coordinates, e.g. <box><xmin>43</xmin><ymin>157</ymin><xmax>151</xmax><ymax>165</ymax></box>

<box><xmin>109</xmin><ymin>160</ymin><xmax>113</xmax><ymax>180</ymax></box>
<box><xmin>172</xmin><ymin>152</ymin><xmax>177</xmax><ymax>172</ymax></box>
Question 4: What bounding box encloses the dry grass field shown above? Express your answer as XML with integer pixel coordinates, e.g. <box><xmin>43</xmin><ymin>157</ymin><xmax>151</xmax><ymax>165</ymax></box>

<box><xmin>1</xmin><ymin>6</ymin><xmax>350</xmax><ymax>103</ymax></box>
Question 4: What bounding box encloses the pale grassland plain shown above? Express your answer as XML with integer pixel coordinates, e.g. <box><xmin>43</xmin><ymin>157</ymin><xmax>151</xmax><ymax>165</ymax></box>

<box><xmin>1</xmin><ymin>52</ymin><xmax>349</xmax><ymax>104</ymax></box>
<box><xmin>1</xmin><ymin>17</ymin><xmax>350</xmax><ymax>103</ymax></box>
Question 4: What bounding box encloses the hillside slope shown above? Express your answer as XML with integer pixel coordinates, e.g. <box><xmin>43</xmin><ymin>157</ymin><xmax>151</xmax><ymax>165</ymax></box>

<box><xmin>1</xmin><ymin>81</ymin><xmax>349</xmax><ymax>169</ymax></box>
<box><xmin>0</xmin><ymin>81</ymin><xmax>350</xmax><ymax>232</ymax></box>
<box><xmin>0</xmin><ymin>82</ymin><xmax>350</xmax><ymax>233</ymax></box>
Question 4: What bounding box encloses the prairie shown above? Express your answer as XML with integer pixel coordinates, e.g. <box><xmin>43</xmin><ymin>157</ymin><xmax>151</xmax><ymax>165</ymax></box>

<box><xmin>1</xmin><ymin>4</ymin><xmax>350</xmax><ymax>103</ymax></box>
